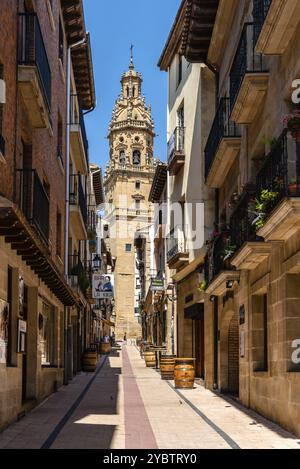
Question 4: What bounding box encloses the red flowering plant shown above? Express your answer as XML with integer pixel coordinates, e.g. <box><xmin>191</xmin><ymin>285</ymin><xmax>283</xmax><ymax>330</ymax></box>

<box><xmin>283</xmin><ymin>109</ymin><xmax>300</xmax><ymax>141</ymax></box>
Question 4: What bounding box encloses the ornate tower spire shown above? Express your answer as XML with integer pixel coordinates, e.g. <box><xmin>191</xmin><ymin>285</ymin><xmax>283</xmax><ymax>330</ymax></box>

<box><xmin>129</xmin><ymin>44</ymin><xmax>134</xmax><ymax>70</ymax></box>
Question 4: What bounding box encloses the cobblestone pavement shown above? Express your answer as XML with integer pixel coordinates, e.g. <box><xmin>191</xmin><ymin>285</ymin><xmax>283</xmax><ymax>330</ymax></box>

<box><xmin>0</xmin><ymin>344</ymin><xmax>299</xmax><ymax>449</ymax></box>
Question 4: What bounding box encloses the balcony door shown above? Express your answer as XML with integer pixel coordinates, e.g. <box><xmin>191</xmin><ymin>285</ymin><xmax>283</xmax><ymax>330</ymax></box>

<box><xmin>177</xmin><ymin>105</ymin><xmax>184</xmax><ymax>129</ymax></box>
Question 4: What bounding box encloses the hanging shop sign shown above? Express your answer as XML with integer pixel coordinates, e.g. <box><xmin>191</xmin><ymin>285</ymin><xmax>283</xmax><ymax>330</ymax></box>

<box><xmin>150</xmin><ymin>278</ymin><xmax>165</xmax><ymax>292</ymax></box>
<box><xmin>0</xmin><ymin>299</ymin><xmax>9</xmax><ymax>364</ymax></box>
<box><xmin>92</xmin><ymin>274</ymin><xmax>114</xmax><ymax>299</ymax></box>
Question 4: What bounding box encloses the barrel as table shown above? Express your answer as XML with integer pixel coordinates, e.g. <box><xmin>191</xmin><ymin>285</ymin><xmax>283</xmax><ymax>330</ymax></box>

<box><xmin>144</xmin><ymin>351</ymin><xmax>156</xmax><ymax>368</ymax></box>
<box><xmin>82</xmin><ymin>349</ymin><xmax>97</xmax><ymax>372</ymax></box>
<box><xmin>160</xmin><ymin>355</ymin><xmax>176</xmax><ymax>380</ymax></box>
<box><xmin>174</xmin><ymin>358</ymin><xmax>196</xmax><ymax>389</ymax></box>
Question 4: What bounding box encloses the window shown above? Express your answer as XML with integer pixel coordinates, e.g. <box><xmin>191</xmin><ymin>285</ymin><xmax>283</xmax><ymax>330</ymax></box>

<box><xmin>177</xmin><ymin>105</ymin><xmax>184</xmax><ymax>128</ymax></box>
<box><xmin>125</xmin><ymin>244</ymin><xmax>132</xmax><ymax>252</ymax></box>
<box><xmin>56</xmin><ymin>210</ymin><xmax>62</xmax><ymax>258</ymax></box>
<box><xmin>39</xmin><ymin>302</ymin><xmax>55</xmax><ymax>366</ymax></box>
<box><xmin>135</xmin><ymin>181</ymin><xmax>141</xmax><ymax>190</ymax></box>
<box><xmin>119</xmin><ymin>150</ymin><xmax>126</xmax><ymax>165</ymax></box>
<box><xmin>177</xmin><ymin>55</ymin><xmax>183</xmax><ymax>87</ymax></box>
<box><xmin>59</xmin><ymin>18</ymin><xmax>64</xmax><ymax>63</ymax></box>
<box><xmin>135</xmin><ymin>199</ymin><xmax>141</xmax><ymax>210</ymax></box>
<box><xmin>133</xmin><ymin>150</ymin><xmax>141</xmax><ymax>165</ymax></box>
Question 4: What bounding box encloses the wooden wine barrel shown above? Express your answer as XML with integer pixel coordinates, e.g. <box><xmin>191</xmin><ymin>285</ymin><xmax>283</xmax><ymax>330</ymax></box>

<box><xmin>174</xmin><ymin>358</ymin><xmax>196</xmax><ymax>389</ymax></box>
<box><xmin>144</xmin><ymin>351</ymin><xmax>156</xmax><ymax>368</ymax></box>
<box><xmin>160</xmin><ymin>355</ymin><xmax>176</xmax><ymax>380</ymax></box>
<box><xmin>100</xmin><ymin>342</ymin><xmax>111</xmax><ymax>355</ymax></box>
<box><xmin>82</xmin><ymin>350</ymin><xmax>97</xmax><ymax>372</ymax></box>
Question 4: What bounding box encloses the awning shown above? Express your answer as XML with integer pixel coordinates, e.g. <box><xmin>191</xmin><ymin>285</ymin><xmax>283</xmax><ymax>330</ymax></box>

<box><xmin>184</xmin><ymin>303</ymin><xmax>204</xmax><ymax>320</ymax></box>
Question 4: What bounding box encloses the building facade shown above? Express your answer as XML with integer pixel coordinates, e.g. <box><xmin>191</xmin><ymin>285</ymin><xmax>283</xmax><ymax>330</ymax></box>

<box><xmin>158</xmin><ymin>2</ymin><xmax>216</xmax><ymax>376</ymax></box>
<box><xmin>158</xmin><ymin>0</ymin><xmax>300</xmax><ymax>437</ymax></box>
<box><xmin>104</xmin><ymin>55</ymin><xmax>158</xmax><ymax>340</ymax></box>
<box><xmin>0</xmin><ymin>0</ymin><xmax>98</xmax><ymax>430</ymax></box>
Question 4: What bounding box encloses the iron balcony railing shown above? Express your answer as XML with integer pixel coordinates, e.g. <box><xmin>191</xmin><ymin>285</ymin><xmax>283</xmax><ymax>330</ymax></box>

<box><xmin>167</xmin><ymin>127</ymin><xmax>185</xmax><ymax>166</ymax></box>
<box><xmin>230</xmin><ymin>22</ymin><xmax>268</xmax><ymax>113</ymax></box>
<box><xmin>253</xmin><ymin>0</ymin><xmax>272</xmax><ymax>44</ymax></box>
<box><xmin>16</xmin><ymin>169</ymin><xmax>50</xmax><ymax>244</ymax></box>
<box><xmin>230</xmin><ymin>185</ymin><xmax>257</xmax><ymax>252</ymax></box>
<box><xmin>18</xmin><ymin>13</ymin><xmax>51</xmax><ymax>111</ymax></box>
<box><xmin>69</xmin><ymin>174</ymin><xmax>88</xmax><ymax>226</ymax></box>
<box><xmin>88</xmin><ymin>206</ymin><xmax>97</xmax><ymax>233</ymax></box>
<box><xmin>256</xmin><ymin>129</ymin><xmax>300</xmax><ymax>216</ymax></box>
<box><xmin>205</xmin><ymin>97</ymin><xmax>241</xmax><ymax>180</ymax></box>
<box><xmin>167</xmin><ymin>225</ymin><xmax>187</xmax><ymax>263</ymax></box>
<box><xmin>205</xmin><ymin>231</ymin><xmax>232</xmax><ymax>285</ymax></box>
<box><xmin>0</xmin><ymin>134</ymin><xmax>5</xmax><ymax>157</ymax></box>
<box><xmin>70</xmin><ymin>94</ymin><xmax>89</xmax><ymax>166</ymax></box>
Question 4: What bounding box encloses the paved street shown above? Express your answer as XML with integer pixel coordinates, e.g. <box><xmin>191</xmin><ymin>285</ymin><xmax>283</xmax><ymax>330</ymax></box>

<box><xmin>0</xmin><ymin>345</ymin><xmax>299</xmax><ymax>450</ymax></box>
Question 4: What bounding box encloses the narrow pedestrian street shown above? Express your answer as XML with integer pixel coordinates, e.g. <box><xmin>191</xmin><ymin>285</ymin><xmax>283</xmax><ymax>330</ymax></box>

<box><xmin>0</xmin><ymin>345</ymin><xmax>299</xmax><ymax>450</ymax></box>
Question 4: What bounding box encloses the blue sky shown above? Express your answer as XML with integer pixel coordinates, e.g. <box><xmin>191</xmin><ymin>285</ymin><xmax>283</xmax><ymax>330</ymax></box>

<box><xmin>83</xmin><ymin>0</ymin><xmax>181</xmax><ymax>169</ymax></box>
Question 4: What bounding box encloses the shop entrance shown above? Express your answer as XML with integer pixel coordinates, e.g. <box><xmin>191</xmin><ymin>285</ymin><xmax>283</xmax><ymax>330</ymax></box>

<box><xmin>184</xmin><ymin>303</ymin><xmax>205</xmax><ymax>379</ymax></box>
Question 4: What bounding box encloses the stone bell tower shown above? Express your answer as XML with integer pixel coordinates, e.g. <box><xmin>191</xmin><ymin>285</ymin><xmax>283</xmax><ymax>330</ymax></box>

<box><xmin>104</xmin><ymin>49</ymin><xmax>158</xmax><ymax>340</ymax></box>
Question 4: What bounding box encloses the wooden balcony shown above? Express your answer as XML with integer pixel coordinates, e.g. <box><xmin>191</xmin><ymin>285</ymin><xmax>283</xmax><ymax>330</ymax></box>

<box><xmin>167</xmin><ymin>127</ymin><xmax>185</xmax><ymax>176</ymax></box>
<box><xmin>70</xmin><ymin>95</ymin><xmax>89</xmax><ymax>173</ymax></box>
<box><xmin>255</xmin><ymin>0</ymin><xmax>300</xmax><ymax>55</ymax></box>
<box><xmin>18</xmin><ymin>13</ymin><xmax>52</xmax><ymax>130</ymax></box>
<box><xmin>230</xmin><ymin>23</ymin><xmax>269</xmax><ymax>124</ymax></box>
<box><xmin>205</xmin><ymin>97</ymin><xmax>241</xmax><ymax>188</ymax></box>
<box><xmin>69</xmin><ymin>174</ymin><xmax>88</xmax><ymax>241</ymax></box>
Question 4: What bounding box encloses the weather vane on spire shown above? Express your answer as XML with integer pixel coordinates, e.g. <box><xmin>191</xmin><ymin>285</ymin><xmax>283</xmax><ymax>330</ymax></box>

<box><xmin>130</xmin><ymin>44</ymin><xmax>134</xmax><ymax>68</ymax></box>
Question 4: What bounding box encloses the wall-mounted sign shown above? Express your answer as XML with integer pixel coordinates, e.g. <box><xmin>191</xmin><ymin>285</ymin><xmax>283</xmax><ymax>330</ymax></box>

<box><xmin>239</xmin><ymin>305</ymin><xmax>245</xmax><ymax>325</ymax></box>
<box><xmin>92</xmin><ymin>274</ymin><xmax>114</xmax><ymax>299</ymax></box>
<box><xmin>0</xmin><ymin>299</ymin><xmax>9</xmax><ymax>364</ymax></box>
<box><xmin>150</xmin><ymin>278</ymin><xmax>165</xmax><ymax>292</ymax></box>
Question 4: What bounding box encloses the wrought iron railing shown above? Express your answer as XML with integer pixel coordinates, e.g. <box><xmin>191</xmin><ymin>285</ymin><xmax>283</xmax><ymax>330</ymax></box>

<box><xmin>88</xmin><ymin>206</ymin><xmax>97</xmax><ymax>233</ymax></box>
<box><xmin>0</xmin><ymin>134</ymin><xmax>5</xmax><ymax>157</ymax></box>
<box><xmin>230</xmin><ymin>23</ymin><xmax>268</xmax><ymax>113</ymax></box>
<box><xmin>167</xmin><ymin>225</ymin><xmax>187</xmax><ymax>263</ymax></box>
<box><xmin>18</xmin><ymin>13</ymin><xmax>52</xmax><ymax>111</ymax></box>
<box><xmin>167</xmin><ymin>127</ymin><xmax>185</xmax><ymax>166</ymax></box>
<box><xmin>256</xmin><ymin>129</ymin><xmax>300</xmax><ymax>215</ymax></box>
<box><xmin>205</xmin><ymin>97</ymin><xmax>241</xmax><ymax>180</ymax></box>
<box><xmin>253</xmin><ymin>0</ymin><xmax>272</xmax><ymax>44</ymax></box>
<box><xmin>230</xmin><ymin>185</ymin><xmax>257</xmax><ymax>252</ymax></box>
<box><xmin>205</xmin><ymin>231</ymin><xmax>232</xmax><ymax>284</ymax></box>
<box><xmin>16</xmin><ymin>169</ymin><xmax>50</xmax><ymax>244</ymax></box>
<box><xmin>68</xmin><ymin>254</ymin><xmax>90</xmax><ymax>296</ymax></box>
<box><xmin>69</xmin><ymin>174</ymin><xmax>88</xmax><ymax>226</ymax></box>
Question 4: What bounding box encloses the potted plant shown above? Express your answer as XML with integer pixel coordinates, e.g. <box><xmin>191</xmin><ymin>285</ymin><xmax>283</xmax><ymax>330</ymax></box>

<box><xmin>288</xmin><ymin>178</ymin><xmax>300</xmax><ymax>196</ymax></box>
<box><xmin>283</xmin><ymin>109</ymin><xmax>300</xmax><ymax>141</ymax></box>
<box><xmin>223</xmin><ymin>245</ymin><xmax>236</xmax><ymax>262</ymax></box>
<box><xmin>251</xmin><ymin>189</ymin><xmax>278</xmax><ymax>231</ymax></box>
<box><xmin>198</xmin><ymin>280</ymin><xmax>207</xmax><ymax>292</ymax></box>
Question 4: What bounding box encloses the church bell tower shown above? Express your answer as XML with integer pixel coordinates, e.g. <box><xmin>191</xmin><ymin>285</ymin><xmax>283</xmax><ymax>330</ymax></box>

<box><xmin>104</xmin><ymin>50</ymin><xmax>158</xmax><ymax>339</ymax></box>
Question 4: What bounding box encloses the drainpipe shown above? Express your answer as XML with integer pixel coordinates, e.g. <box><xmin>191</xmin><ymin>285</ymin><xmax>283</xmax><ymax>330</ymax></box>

<box><xmin>64</xmin><ymin>37</ymin><xmax>87</xmax><ymax>385</ymax></box>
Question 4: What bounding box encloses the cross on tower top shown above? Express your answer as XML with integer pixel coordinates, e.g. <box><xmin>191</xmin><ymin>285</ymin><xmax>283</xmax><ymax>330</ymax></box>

<box><xmin>130</xmin><ymin>44</ymin><xmax>134</xmax><ymax>69</ymax></box>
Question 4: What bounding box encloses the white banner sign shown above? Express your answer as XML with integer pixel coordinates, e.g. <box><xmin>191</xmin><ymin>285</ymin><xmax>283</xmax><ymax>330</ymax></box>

<box><xmin>92</xmin><ymin>274</ymin><xmax>114</xmax><ymax>299</ymax></box>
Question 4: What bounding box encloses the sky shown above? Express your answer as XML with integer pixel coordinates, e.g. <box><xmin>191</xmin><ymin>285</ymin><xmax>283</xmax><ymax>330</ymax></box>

<box><xmin>83</xmin><ymin>0</ymin><xmax>182</xmax><ymax>170</ymax></box>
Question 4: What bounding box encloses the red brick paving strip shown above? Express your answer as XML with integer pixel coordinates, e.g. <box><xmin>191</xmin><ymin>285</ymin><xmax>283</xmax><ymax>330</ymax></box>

<box><xmin>122</xmin><ymin>346</ymin><xmax>157</xmax><ymax>449</ymax></box>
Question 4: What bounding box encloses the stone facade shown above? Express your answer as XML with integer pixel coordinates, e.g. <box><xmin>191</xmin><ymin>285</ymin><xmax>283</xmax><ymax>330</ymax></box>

<box><xmin>104</xmin><ymin>56</ymin><xmax>157</xmax><ymax>340</ymax></box>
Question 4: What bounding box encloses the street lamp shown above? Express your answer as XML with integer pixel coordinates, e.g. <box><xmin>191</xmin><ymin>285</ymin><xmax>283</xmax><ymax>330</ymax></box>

<box><xmin>93</xmin><ymin>254</ymin><xmax>102</xmax><ymax>271</ymax></box>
